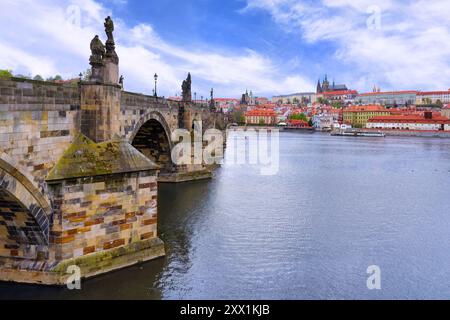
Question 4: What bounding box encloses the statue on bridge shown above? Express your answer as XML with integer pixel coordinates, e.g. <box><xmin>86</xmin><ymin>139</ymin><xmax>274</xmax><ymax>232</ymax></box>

<box><xmin>105</xmin><ymin>16</ymin><xmax>115</xmax><ymax>43</ymax></box>
<box><xmin>182</xmin><ymin>73</ymin><xmax>192</xmax><ymax>102</ymax></box>
<box><xmin>89</xmin><ymin>35</ymin><xmax>106</xmax><ymax>82</ymax></box>
<box><xmin>89</xmin><ymin>35</ymin><xmax>105</xmax><ymax>66</ymax></box>
<box><xmin>104</xmin><ymin>16</ymin><xmax>119</xmax><ymax>64</ymax></box>
<box><xmin>210</xmin><ymin>88</ymin><xmax>216</xmax><ymax>112</ymax></box>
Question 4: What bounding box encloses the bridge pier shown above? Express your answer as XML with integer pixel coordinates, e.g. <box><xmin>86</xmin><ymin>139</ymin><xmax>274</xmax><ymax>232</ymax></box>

<box><xmin>0</xmin><ymin>134</ymin><xmax>165</xmax><ymax>285</ymax></box>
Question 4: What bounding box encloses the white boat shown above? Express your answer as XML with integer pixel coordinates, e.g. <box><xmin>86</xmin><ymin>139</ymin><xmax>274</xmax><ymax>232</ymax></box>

<box><xmin>331</xmin><ymin>130</ymin><xmax>385</xmax><ymax>137</ymax></box>
<box><xmin>356</xmin><ymin>131</ymin><xmax>386</xmax><ymax>137</ymax></box>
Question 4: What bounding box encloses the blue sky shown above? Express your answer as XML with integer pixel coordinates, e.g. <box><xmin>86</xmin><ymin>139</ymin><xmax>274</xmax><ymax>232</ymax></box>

<box><xmin>0</xmin><ymin>0</ymin><xmax>449</xmax><ymax>98</ymax></box>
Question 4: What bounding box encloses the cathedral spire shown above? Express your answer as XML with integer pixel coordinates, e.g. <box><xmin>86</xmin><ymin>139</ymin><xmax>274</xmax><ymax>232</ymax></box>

<box><xmin>317</xmin><ymin>79</ymin><xmax>322</xmax><ymax>94</ymax></box>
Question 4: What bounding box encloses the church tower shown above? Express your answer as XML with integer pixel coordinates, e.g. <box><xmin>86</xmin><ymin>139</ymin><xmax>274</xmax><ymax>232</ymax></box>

<box><xmin>322</xmin><ymin>75</ymin><xmax>330</xmax><ymax>92</ymax></box>
<box><xmin>317</xmin><ymin>79</ymin><xmax>322</xmax><ymax>94</ymax></box>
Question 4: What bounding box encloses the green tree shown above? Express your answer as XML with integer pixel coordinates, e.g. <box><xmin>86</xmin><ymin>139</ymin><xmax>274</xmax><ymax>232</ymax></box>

<box><xmin>46</xmin><ymin>75</ymin><xmax>63</xmax><ymax>82</ymax></box>
<box><xmin>332</xmin><ymin>101</ymin><xmax>344</xmax><ymax>109</ymax></box>
<box><xmin>259</xmin><ymin>118</ymin><xmax>266</xmax><ymax>126</ymax></box>
<box><xmin>33</xmin><ymin>75</ymin><xmax>44</xmax><ymax>81</ymax></box>
<box><xmin>423</xmin><ymin>98</ymin><xmax>432</xmax><ymax>105</ymax></box>
<box><xmin>308</xmin><ymin>119</ymin><xmax>314</xmax><ymax>127</ymax></box>
<box><xmin>232</xmin><ymin>109</ymin><xmax>245</xmax><ymax>125</ymax></box>
<box><xmin>0</xmin><ymin>70</ymin><xmax>13</xmax><ymax>78</ymax></box>
<box><xmin>317</xmin><ymin>97</ymin><xmax>329</xmax><ymax>105</ymax></box>
<box><xmin>436</xmin><ymin>100</ymin><xmax>444</xmax><ymax>108</ymax></box>
<box><xmin>82</xmin><ymin>69</ymin><xmax>92</xmax><ymax>81</ymax></box>
<box><xmin>289</xmin><ymin>113</ymin><xmax>308</xmax><ymax>122</ymax></box>
<box><xmin>15</xmin><ymin>74</ymin><xmax>31</xmax><ymax>79</ymax></box>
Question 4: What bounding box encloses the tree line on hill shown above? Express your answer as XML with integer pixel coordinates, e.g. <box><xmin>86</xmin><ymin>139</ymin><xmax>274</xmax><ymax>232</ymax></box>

<box><xmin>0</xmin><ymin>69</ymin><xmax>92</xmax><ymax>83</ymax></box>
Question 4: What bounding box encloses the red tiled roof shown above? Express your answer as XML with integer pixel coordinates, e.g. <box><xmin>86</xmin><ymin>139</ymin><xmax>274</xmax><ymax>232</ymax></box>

<box><xmin>287</xmin><ymin>120</ymin><xmax>310</xmax><ymax>127</ymax></box>
<box><xmin>368</xmin><ymin>115</ymin><xmax>450</xmax><ymax>124</ymax></box>
<box><xmin>359</xmin><ymin>91</ymin><xmax>418</xmax><ymax>97</ymax></box>
<box><xmin>323</xmin><ymin>90</ymin><xmax>358</xmax><ymax>96</ymax></box>
<box><xmin>417</xmin><ymin>90</ymin><xmax>450</xmax><ymax>96</ymax></box>
<box><xmin>345</xmin><ymin>105</ymin><xmax>389</xmax><ymax>112</ymax></box>
<box><xmin>245</xmin><ymin>109</ymin><xmax>277</xmax><ymax>117</ymax></box>
<box><xmin>214</xmin><ymin>98</ymin><xmax>240</xmax><ymax>102</ymax></box>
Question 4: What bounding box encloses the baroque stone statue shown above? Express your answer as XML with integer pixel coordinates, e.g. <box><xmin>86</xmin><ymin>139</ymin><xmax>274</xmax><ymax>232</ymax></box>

<box><xmin>104</xmin><ymin>16</ymin><xmax>119</xmax><ymax>64</ymax></box>
<box><xmin>182</xmin><ymin>73</ymin><xmax>192</xmax><ymax>102</ymax></box>
<box><xmin>89</xmin><ymin>35</ymin><xmax>105</xmax><ymax>66</ymax></box>
<box><xmin>104</xmin><ymin>16</ymin><xmax>115</xmax><ymax>44</ymax></box>
<box><xmin>209</xmin><ymin>88</ymin><xmax>216</xmax><ymax>111</ymax></box>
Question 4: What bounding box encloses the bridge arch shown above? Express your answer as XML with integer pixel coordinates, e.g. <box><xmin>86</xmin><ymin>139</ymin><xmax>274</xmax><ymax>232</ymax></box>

<box><xmin>0</xmin><ymin>154</ymin><xmax>52</xmax><ymax>258</ymax></box>
<box><xmin>130</xmin><ymin>111</ymin><xmax>174</xmax><ymax>171</ymax></box>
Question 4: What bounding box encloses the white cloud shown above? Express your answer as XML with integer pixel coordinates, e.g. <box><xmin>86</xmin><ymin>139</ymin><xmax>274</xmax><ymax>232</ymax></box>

<box><xmin>244</xmin><ymin>0</ymin><xmax>450</xmax><ymax>92</ymax></box>
<box><xmin>0</xmin><ymin>0</ymin><xmax>314</xmax><ymax>97</ymax></box>
<box><xmin>0</xmin><ymin>43</ymin><xmax>58</xmax><ymax>76</ymax></box>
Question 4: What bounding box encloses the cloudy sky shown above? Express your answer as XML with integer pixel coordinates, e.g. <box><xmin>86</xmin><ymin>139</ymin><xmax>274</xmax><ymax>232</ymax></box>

<box><xmin>0</xmin><ymin>0</ymin><xmax>449</xmax><ymax>98</ymax></box>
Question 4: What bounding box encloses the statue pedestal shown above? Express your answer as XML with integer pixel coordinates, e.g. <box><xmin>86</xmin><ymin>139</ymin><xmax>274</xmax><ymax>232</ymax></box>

<box><xmin>90</xmin><ymin>65</ymin><xmax>104</xmax><ymax>83</ymax></box>
<box><xmin>103</xmin><ymin>60</ymin><xmax>119</xmax><ymax>85</ymax></box>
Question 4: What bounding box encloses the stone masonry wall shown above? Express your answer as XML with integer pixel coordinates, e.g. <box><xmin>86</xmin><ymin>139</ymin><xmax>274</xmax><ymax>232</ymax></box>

<box><xmin>0</xmin><ymin>78</ymin><xmax>80</xmax><ymax>194</ymax></box>
<box><xmin>80</xmin><ymin>84</ymin><xmax>121</xmax><ymax>143</ymax></box>
<box><xmin>120</xmin><ymin>92</ymin><xmax>181</xmax><ymax>141</ymax></box>
<box><xmin>48</xmin><ymin>171</ymin><xmax>158</xmax><ymax>262</ymax></box>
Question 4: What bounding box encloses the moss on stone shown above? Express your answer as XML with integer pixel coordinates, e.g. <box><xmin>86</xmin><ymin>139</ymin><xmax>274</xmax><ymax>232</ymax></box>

<box><xmin>46</xmin><ymin>134</ymin><xmax>160</xmax><ymax>182</ymax></box>
<box><xmin>52</xmin><ymin>238</ymin><xmax>165</xmax><ymax>274</ymax></box>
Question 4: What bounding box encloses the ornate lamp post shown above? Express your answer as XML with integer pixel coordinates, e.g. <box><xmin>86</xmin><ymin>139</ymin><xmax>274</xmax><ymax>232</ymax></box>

<box><xmin>154</xmin><ymin>73</ymin><xmax>158</xmax><ymax>97</ymax></box>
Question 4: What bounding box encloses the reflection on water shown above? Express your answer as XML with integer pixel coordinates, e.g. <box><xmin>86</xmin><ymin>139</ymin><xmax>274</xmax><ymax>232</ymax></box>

<box><xmin>1</xmin><ymin>133</ymin><xmax>450</xmax><ymax>300</ymax></box>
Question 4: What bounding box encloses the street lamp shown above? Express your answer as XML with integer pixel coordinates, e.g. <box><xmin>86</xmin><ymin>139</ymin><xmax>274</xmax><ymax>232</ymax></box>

<box><xmin>194</xmin><ymin>92</ymin><xmax>197</xmax><ymax>102</ymax></box>
<box><xmin>154</xmin><ymin>73</ymin><xmax>158</xmax><ymax>97</ymax></box>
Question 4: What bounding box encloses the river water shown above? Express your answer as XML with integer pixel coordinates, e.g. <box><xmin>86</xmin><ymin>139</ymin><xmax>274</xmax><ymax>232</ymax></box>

<box><xmin>1</xmin><ymin>132</ymin><xmax>450</xmax><ymax>300</ymax></box>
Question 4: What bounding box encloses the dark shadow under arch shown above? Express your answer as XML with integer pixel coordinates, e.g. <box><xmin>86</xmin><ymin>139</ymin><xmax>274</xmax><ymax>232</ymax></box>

<box><xmin>132</xmin><ymin>119</ymin><xmax>173</xmax><ymax>172</ymax></box>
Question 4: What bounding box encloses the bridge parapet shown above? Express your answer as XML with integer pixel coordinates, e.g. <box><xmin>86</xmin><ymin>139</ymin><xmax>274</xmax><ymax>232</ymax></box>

<box><xmin>0</xmin><ymin>77</ymin><xmax>80</xmax><ymax>109</ymax></box>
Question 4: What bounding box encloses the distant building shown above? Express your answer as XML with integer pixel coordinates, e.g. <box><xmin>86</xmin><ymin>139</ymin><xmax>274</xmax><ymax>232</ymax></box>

<box><xmin>322</xmin><ymin>90</ymin><xmax>358</xmax><ymax>104</ymax></box>
<box><xmin>343</xmin><ymin>105</ymin><xmax>391</xmax><ymax>127</ymax></box>
<box><xmin>287</xmin><ymin>119</ymin><xmax>310</xmax><ymax>128</ymax></box>
<box><xmin>214</xmin><ymin>98</ymin><xmax>240</xmax><ymax>113</ymax></box>
<box><xmin>357</xmin><ymin>91</ymin><xmax>417</xmax><ymax>107</ymax></box>
<box><xmin>245</xmin><ymin>109</ymin><xmax>277</xmax><ymax>125</ymax></box>
<box><xmin>442</xmin><ymin>105</ymin><xmax>450</xmax><ymax>119</ymax></box>
<box><xmin>367</xmin><ymin>112</ymin><xmax>450</xmax><ymax>131</ymax></box>
<box><xmin>312</xmin><ymin>114</ymin><xmax>334</xmax><ymax>131</ymax></box>
<box><xmin>272</xmin><ymin>92</ymin><xmax>316</xmax><ymax>105</ymax></box>
<box><xmin>416</xmin><ymin>90</ymin><xmax>450</xmax><ymax>105</ymax></box>
<box><xmin>316</xmin><ymin>75</ymin><xmax>348</xmax><ymax>94</ymax></box>
<box><xmin>241</xmin><ymin>90</ymin><xmax>256</xmax><ymax>105</ymax></box>
<box><xmin>329</xmin><ymin>108</ymin><xmax>344</xmax><ymax>124</ymax></box>
<box><xmin>256</xmin><ymin>97</ymin><xmax>269</xmax><ymax>105</ymax></box>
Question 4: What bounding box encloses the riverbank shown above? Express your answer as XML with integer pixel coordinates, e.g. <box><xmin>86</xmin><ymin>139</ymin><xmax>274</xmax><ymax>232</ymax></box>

<box><xmin>233</xmin><ymin>126</ymin><xmax>450</xmax><ymax>139</ymax></box>
<box><xmin>360</xmin><ymin>128</ymin><xmax>450</xmax><ymax>138</ymax></box>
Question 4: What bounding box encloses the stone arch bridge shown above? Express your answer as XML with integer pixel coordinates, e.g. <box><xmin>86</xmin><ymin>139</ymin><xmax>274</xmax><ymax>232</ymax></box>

<box><xmin>0</xmin><ymin>16</ymin><xmax>227</xmax><ymax>285</ymax></box>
